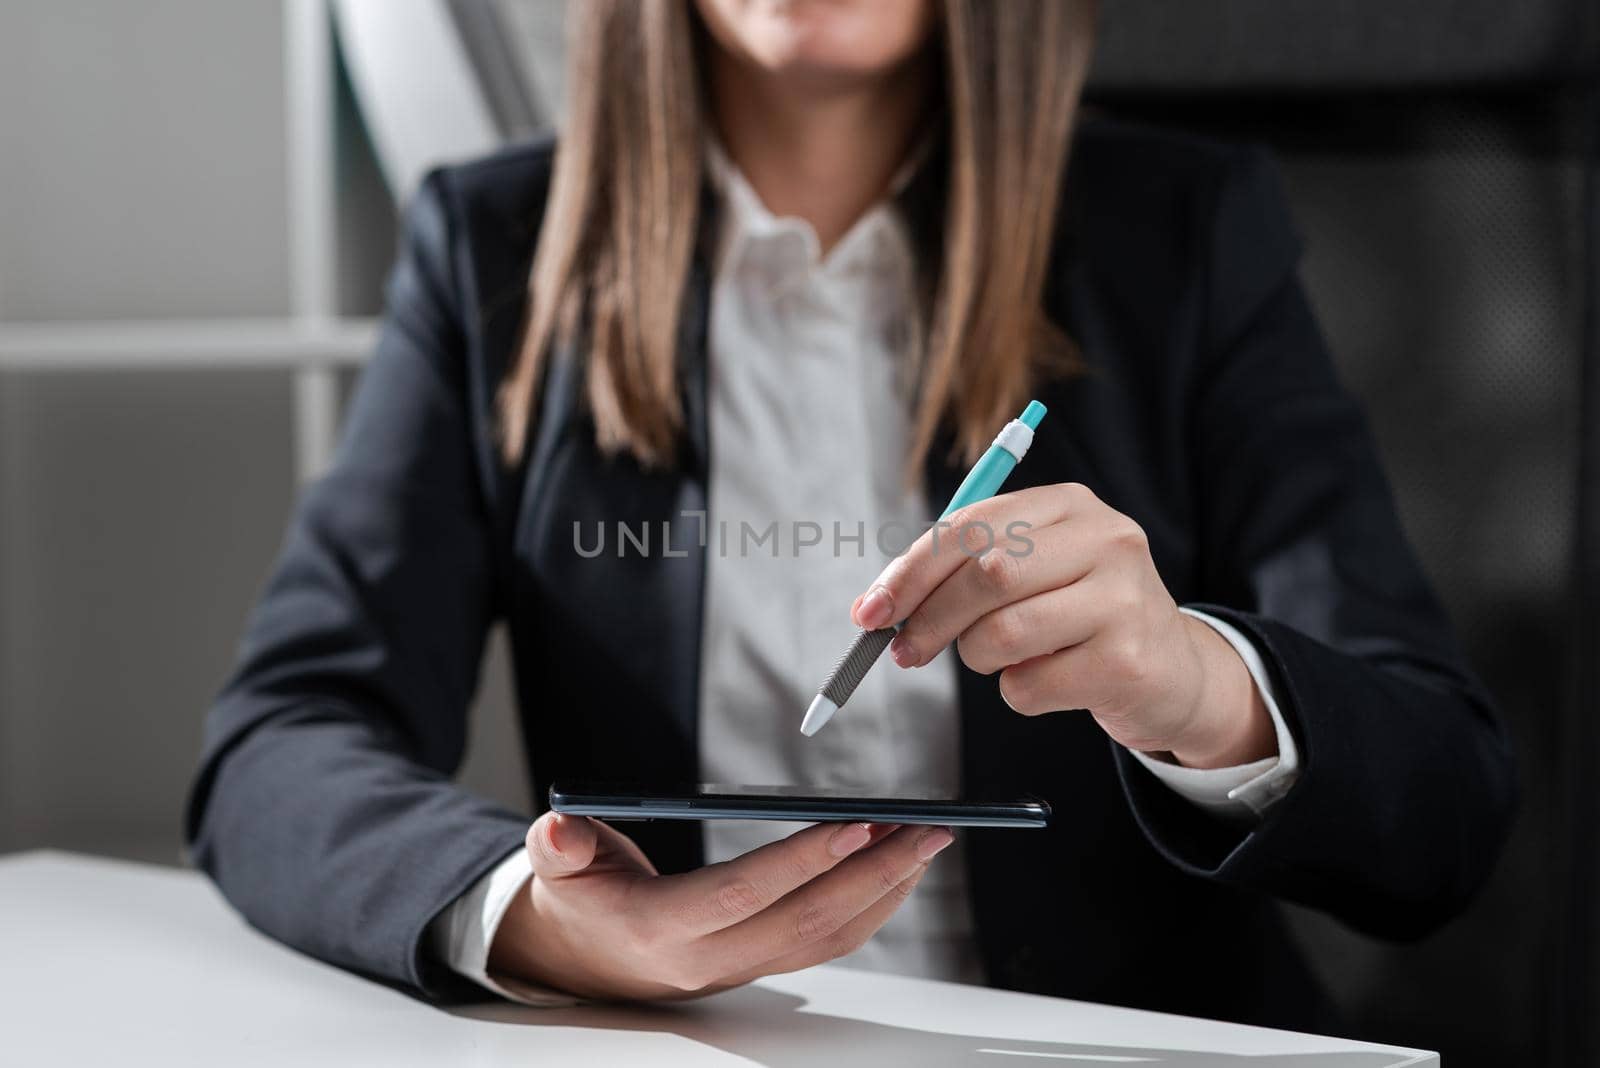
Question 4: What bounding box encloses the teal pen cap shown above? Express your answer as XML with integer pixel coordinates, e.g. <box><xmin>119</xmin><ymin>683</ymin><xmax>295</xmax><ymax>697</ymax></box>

<box><xmin>938</xmin><ymin>399</ymin><xmax>1047</xmax><ymax>520</ymax></box>
<box><xmin>800</xmin><ymin>400</ymin><xmax>1049</xmax><ymax>736</ymax></box>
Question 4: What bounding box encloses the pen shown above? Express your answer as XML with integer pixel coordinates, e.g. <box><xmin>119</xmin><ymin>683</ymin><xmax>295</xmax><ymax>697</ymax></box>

<box><xmin>800</xmin><ymin>400</ymin><xmax>1049</xmax><ymax>736</ymax></box>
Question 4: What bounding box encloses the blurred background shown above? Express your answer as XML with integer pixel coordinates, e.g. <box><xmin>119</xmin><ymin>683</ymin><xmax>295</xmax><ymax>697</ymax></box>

<box><xmin>0</xmin><ymin>1</ymin><xmax>1596</xmax><ymax>1063</ymax></box>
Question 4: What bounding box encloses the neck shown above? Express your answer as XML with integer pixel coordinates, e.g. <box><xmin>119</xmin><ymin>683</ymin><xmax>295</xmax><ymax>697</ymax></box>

<box><xmin>707</xmin><ymin>54</ymin><xmax>933</xmax><ymax>252</ymax></box>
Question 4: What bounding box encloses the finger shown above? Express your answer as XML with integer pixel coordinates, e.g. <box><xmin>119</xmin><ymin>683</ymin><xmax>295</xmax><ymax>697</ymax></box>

<box><xmin>893</xmin><ymin>522</ymin><xmax>1098</xmax><ymax>669</ymax></box>
<box><xmin>954</xmin><ymin>581</ymin><xmax>1105</xmax><ymax>676</ymax></box>
<box><xmin>853</xmin><ymin>484</ymin><xmax>1085</xmax><ymax>631</ymax></box>
<box><xmin>718</xmin><ymin>865</ymin><xmax>931</xmax><ymax>988</ymax></box>
<box><xmin>692</xmin><ymin>825</ymin><xmax>954</xmax><ymax>982</ymax></box>
<box><xmin>590</xmin><ymin>818</ymin><xmax>661</xmax><ymax>876</ymax></box>
<box><xmin>526</xmin><ymin>812</ymin><xmax>599</xmax><ymax>881</ymax></box>
<box><xmin>998</xmin><ymin>642</ymin><xmax>1118</xmax><ymax>717</ymax></box>
<box><xmin>638</xmin><ymin>821</ymin><xmax>877</xmax><ymax>938</ymax></box>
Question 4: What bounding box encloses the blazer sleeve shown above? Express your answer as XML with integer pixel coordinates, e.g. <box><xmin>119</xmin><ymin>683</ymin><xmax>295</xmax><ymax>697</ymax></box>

<box><xmin>185</xmin><ymin>170</ymin><xmax>528</xmax><ymax>996</ymax></box>
<box><xmin>1113</xmin><ymin>148</ymin><xmax>1518</xmax><ymax>939</ymax></box>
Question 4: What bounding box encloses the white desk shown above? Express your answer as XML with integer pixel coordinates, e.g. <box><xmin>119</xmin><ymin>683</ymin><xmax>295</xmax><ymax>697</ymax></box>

<box><xmin>0</xmin><ymin>852</ymin><xmax>1435</xmax><ymax>1066</ymax></box>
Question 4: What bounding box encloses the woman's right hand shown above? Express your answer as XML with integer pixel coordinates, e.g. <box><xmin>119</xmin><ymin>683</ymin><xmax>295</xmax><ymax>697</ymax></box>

<box><xmin>488</xmin><ymin>811</ymin><xmax>953</xmax><ymax>1001</ymax></box>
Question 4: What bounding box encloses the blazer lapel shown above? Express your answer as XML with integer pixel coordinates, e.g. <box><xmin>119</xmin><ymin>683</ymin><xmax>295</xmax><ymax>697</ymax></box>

<box><xmin>511</xmin><ymin>221</ymin><xmax>716</xmax><ymax>876</ymax></box>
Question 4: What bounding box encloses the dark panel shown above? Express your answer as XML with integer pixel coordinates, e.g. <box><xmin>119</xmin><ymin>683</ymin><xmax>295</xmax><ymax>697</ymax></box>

<box><xmin>1096</xmin><ymin>91</ymin><xmax>1586</xmax><ymax>1066</ymax></box>
<box><xmin>1090</xmin><ymin>1</ymin><xmax>1600</xmax><ymax>91</ymax></box>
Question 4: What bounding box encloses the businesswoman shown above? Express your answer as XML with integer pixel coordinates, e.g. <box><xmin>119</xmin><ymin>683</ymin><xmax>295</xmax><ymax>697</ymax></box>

<box><xmin>188</xmin><ymin>0</ymin><xmax>1515</xmax><ymax>1029</ymax></box>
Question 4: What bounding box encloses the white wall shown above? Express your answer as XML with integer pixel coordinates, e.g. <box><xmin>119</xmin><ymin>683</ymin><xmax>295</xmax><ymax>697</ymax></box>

<box><xmin>0</xmin><ymin>0</ymin><xmax>532</xmax><ymax>864</ymax></box>
<box><xmin>0</xmin><ymin>1</ymin><xmax>297</xmax><ymax>864</ymax></box>
<box><xmin>0</xmin><ymin>1</ymin><xmax>291</xmax><ymax>321</ymax></box>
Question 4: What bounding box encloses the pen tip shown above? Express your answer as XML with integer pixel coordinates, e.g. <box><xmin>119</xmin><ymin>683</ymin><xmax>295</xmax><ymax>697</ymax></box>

<box><xmin>1020</xmin><ymin>400</ymin><xmax>1047</xmax><ymax>430</ymax></box>
<box><xmin>800</xmin><ymin>695</ymin><xmax>837</xmax><ymax>737</ymax></box>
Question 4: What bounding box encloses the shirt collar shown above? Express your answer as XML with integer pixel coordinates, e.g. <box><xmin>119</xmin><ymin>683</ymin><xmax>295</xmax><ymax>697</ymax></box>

<box><xmin>703</xmin><ymin>137</ymin><xmax>918</xmax><ymax>286</ymax></box>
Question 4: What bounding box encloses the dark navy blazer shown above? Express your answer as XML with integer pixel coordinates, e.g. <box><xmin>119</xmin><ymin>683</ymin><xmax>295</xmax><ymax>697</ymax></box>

<box><xmin>186</xmin><ymin>118</ymin><xmax>1516</xmax><ymax>1031</ymax></box>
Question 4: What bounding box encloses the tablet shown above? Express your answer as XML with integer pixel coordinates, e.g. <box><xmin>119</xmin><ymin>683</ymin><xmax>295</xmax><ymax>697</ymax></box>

<box><xmin>548</xmin><ymin>782</ymin><xmax>1050</xmax><ymax>828</ymax></box>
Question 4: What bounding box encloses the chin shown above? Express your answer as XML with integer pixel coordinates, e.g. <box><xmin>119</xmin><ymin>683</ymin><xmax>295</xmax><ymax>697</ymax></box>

<box><xmin>707</xmin><ymin>0</ymin><xmax>934</xmax><ymax>83</ymax></box>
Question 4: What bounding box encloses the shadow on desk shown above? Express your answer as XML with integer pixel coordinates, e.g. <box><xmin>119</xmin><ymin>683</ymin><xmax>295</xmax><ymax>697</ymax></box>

<box><xmin>447</xmin><ymin>986</ymin><xmax>1401</xmax><ymax>1067</ymax></box>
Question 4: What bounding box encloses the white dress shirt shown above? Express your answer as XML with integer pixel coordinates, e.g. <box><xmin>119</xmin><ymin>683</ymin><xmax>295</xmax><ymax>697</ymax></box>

<box><xmin>428</xmin><ymin>151</ymin><xmax>1301</xmax><ymax>1003</ymax></box>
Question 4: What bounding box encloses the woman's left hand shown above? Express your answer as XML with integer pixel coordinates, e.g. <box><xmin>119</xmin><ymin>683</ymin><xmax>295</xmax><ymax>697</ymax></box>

<box><xmin>852</xmin><ymin>482</ymin><xmax>1274</xmax><ymax>769</ymax></box>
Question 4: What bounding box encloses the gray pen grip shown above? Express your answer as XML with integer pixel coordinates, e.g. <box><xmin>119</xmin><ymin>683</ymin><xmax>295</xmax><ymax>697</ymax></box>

<box><xmin>819</xmin><ymin>627</ymin><xmax>897</xmax><ymax>707</ymax></box>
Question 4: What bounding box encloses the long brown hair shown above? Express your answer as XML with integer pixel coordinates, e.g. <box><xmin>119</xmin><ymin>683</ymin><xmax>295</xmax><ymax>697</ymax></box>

<box><xmin>498</xmin><ymin>0</ymin><xmax>1097</xmax><ymax>469</ymax></box>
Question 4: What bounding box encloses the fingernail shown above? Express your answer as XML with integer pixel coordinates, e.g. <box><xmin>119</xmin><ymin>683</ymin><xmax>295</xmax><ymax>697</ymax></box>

<box><xmin>916</xmin><ymin>828</ymin><xmax>954</xmax><ymax>862</ymax></box>
<box><xmin>889</xmin><ymin>634</ymin><xmax>917</xmax><ymax>667</ymax></box>
<box><xmin>829</xmin><ymin>823</ymin><xmax>873</xmax><ymax>857</ymax></box>
<box><xmin>546</xmin><ymin>816</ymin><xmax>566</xmax><ymax>857</ymax></box>
<box><xmin>856</xmin><ymin>586</ymin><xmax>893</xmax><ymax>629</ymax></box>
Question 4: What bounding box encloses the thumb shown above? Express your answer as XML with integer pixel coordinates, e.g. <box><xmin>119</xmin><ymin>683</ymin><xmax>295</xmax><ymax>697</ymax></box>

<box><xmin>526</xmin><ymin>812</ymin><xmax>599</xmax><ymax>881</ymax></box>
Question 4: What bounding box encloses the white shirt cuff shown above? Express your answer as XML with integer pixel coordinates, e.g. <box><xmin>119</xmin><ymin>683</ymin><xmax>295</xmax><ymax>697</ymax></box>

<box><xmin>426</xmin><ymin>848</ymin><xmax>581</xmax><ymax>1006</ymax></box>
<box><xmin>1126</xmin><ymin>608</ymin><xmax>1301</xmax><ymax>824</ymax></box>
